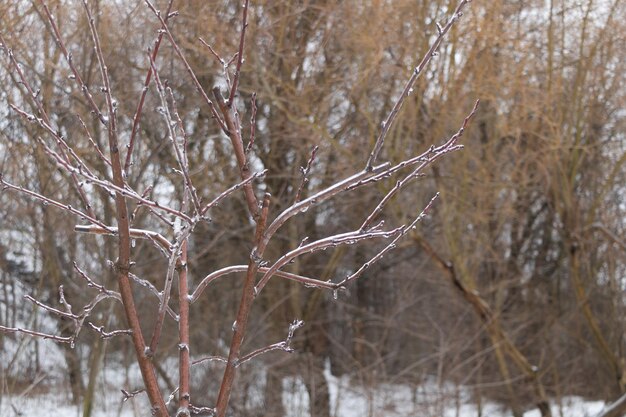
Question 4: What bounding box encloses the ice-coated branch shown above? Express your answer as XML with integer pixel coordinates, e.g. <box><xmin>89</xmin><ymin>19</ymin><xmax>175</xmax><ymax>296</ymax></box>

<box><xmin>144</xmin><ymin>0</ymin><xmax>227</xmax><ymax>133</ymax></box>
<box><xmin>121</xmin><ymin>389</ymin><xmax>145</xmax><ymax>402</ymax></box>
<box><xmin>124</xmin><ymin>0</ymin><xmax>175</xmax><ymax>172</ymax></box>
<box><xmin>215</xmin><ymin>193</ymin><xmax>271</xmax><ymax>417</ymax></box>
<box><xmin>200</xmin><ymin>169</ymin><xmax>267</xmax><ymax>216</ymax></box>
<box><xmin>237</xmin><ymin>319</ymin><xmax>304</xmax><ymax>366</ymax></box>
<box><xmin>129</xmin><ymin>273</ymin><xmax>178</xmax><ymax>320</ymax></box>
<box><xmin>0</xmin><ymin>31</ymin><xmax>95</xmax><ymax>218</ymax></box>
<box><xmin>14</xmin><ymin>120</ymin><xmax>194</xmax><ymax>222</ymax></box>
<box><xmin>10</xmin><ymin>105</ymin><xmax>96</xmax><ymax>179</ymax></box>
<box><xmin>191</xmin><ymin>266</ymin><xmax>336</xmax><ymax>304</ymax></box>
<box><xmin>81</xmin><ymin>0</ymin><xmax>168</xmax><ymax>412</ymax></box>
<box><xmin>212</xmin><ymin>87</ymin><xmax>260</xmax><ymax>219</ymax></box>
<box><xmin>1</xmin><ymin>175</ymin><xmax>110</xmax><ymax>230</ymax></box>
<box><xmin>361</xmin><ymin>100</ymin><xmax>480</xmax><ymax>231</ymax></box>
<box><xmin>147</xmin><ymin>226</ymin><xmax>193</xmax><ymax>356</ymax></box>
<box><xmin>74</xmin><ymin>262</ymin><xmax>117</xmax><ymax>295</ymax></box>
<box><xmin>76</xmin><ymin>113</ymin><xmax>112</xmax><ymax>167</ymax></box>
<box><xmin>24</xmin><ymin>293</ymin><xmax>78</xmax><ymax>321</ymax></box>
<box><xmin>365</xmin><ymin>0</ymin><xmax>474</xmax><ymax>170</ymax></box>
<box><xmin>255</xmin><ymin>226</ymin><xmax>404</xmax><ymax>294</ymax></box>
<box><xmin>261</xmin><ymin>162</ymin><xmax>391</xmax><ymax>248</ymax></box>
<box><xmin>0</xmin><ymin>324</ymin><xmax>74</xmax><ymax>344</ymax></box>
<box><xmin>148</xmin><ymin>53</ymin><xmax>202</xmax><ymax>215</ymax></box>
<box><xmin>74</xmin><ymin>225</ymin><xmax>173</xmax><ymax>254</ymax></box>
<box><xmin>87</xmin><ymin>322</ymin><xmax>132</xmax><ymax>339</ymax></box>
<box><xmin>198</xmin><ymin>37</ymin><xmax>237</xmax><ymax>91</ymax></box>
<box><xmin>191</xmin><ymin>356</ymin><xmax>228</xmax><ymax>366</ymax></box>
<box><xmin>21</xmin><ymin>281</ymin><xmax>123</xmax><ymax>348</ymax></box>
<box><xmin>199</xmin><ymin>37</ymin><xmax>227</xmax><ymax>65</ymax></box>
<box><xmin>293</xmin><ymin>145</ymin><xmax>319</xmax><ymax>204</ymax></box>
<box><xmin>228</xmin><ymin>0</ymin><xmax>250</xmax><ymax>106</ymax></box>
<box><xmin>246</xmin><ymin>92</ymin><xmax>257</xmax><ymax>153</ymax></box>
<box><xmin>39</xmin><ymin>1</ymin><xmax>106</xmax><ymax>125</ymax></box>
<box><xmin>189</xmin><ymin>405</ymin><xmax>217</xmax><ymax>416</ymax></box>
<box><xmin>338</xmin><ymin>192</ymin><xmax>440</xmax><ymax>288</ymax></box>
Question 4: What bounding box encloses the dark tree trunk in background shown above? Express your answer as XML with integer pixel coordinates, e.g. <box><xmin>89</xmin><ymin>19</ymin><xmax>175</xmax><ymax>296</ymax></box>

<box><xmin>301</xmin><ymin>322</ymin><xmax>330</xmax><ymax>417</ymax></box>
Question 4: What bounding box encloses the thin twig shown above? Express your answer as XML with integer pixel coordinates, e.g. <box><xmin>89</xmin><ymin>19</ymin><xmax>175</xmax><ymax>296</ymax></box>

<box><xmin>293</xmin><ymin>145</ymin><xmax>319</xmax><ymax>204</ymax></box>
<box><xmin>128</xmin><ymin>273</ymin><xmax>178</xmax><ymax>320</ymax></box>
<box><xmin>228</xmin><ymin>0</ymin><xmax>250</xmax><ymax>106</ymax></box>
<box><xmin>148</xmin><ymin>224</ymin><xmax>193</xmax><ymax>356</ymax></box>
<box><xmin>237</xmin><ymin>319</ymin><xmax>303</xmax><ymax>366</ymax></box>
<box><xmin>365</xmin><ymin>0</ymin><xmax>473</xmax><ymax>170</ymax></box>
<box><xmin>77</xmin><ymin>113</ymin><xmax>112</xmax><ymax>167</ymax></box>
<box><xmin>74</xmin><ymin>225</ymin><xmax>173</xmax><ymax>254</ymax></box>
<box><xmin>87</xmin><ymin>322</ymin><xmax>132</xmax><ymax>338</ymax></box>
<box><xmin>144</xmin><ymin>0</ymin><xmax>227</xmax><ymax>133</ymax></box>
<box><xmin>199</xmin><ymin>38</ymin><xmax>226</xmax><ymax>64</ymax></box>
<box><xmin>212</xmin><ymin>87</ymin><xmax>260</xmax><ymax>219</ymax></box>
<box><xmin>74</xmin><ymin>262</ymin><xmax>116</xmax><ymax>295</ymax></box>
<box><xmin>9</xmin><ymin>105</ymin><xmax>96</xmax><ymax>178</ymax></box>
<box><xmin>1</xmin><ymin>175</ymin><xmax>110</xmax><ymax>230</ymax></box>
<box><xmin>192</xmin><ymin>356</ymin><xmax>228</xmax><ymax>365</ymax></box>
<box><xmin>361</xmin><ymin>100</ymin><xmax>479</xmax><ymax>231</ymax></box>
<box><xmin>246</xmin><ymin>92</ymin><xmax>257</xmax><ymax>153</ymax></box>
<box><xmin>0</xmin><ymin>32</ymin><xmax>95</xmax><ymax>217</ymax></box>
<box><xmin>338</xmin><ymin>193</ymin><xmax>440</xmax><ymax>288</ymax></box>
<box><xmin>124</xmin><ymin>0</ymin><xmax>175</xmax><ymax>172</ymax></box>
<box><xmin>38</xmin><ymin>2</ymin><xmax>106</xmax><ymax>124</ymax></box>
<box><xmin>261</xmin><ymin>162</ymin><xmax>391</xmax><ymax>249</ymax></box>
<box><xmin>200</xmin><ymin>169</ymin><xmax>267</xmax><ymax>216</ymax></box>
<box><xmin>0</xmin><ymin>325</ymin><xmax>73</xmax><ymax>344</ymax></box>
<box><xmin>121</xmin><ymin>389</ymin><xmax>145</xmax><ymax>402</ymax></box>
<box><xmin>255</xmin><ymin>226</ymin><xmax>405</xmax><ymax>294</ymax></box>
<box><xmin>24</xmin><ymin>294</ymin><xmax>78</xmax><ymax>320</ymax></box>
<box><xmin>10</xmin><ymin>108</ymin><xmax>193</xmax><ymax>223</ymax></box>
<box><xmin>190</xmin><ymin>266</ymin><xmax>335</xmax><ymax>303</ymax></box>
<box><xmin>148</xmin><ymin>54</ymin><xmax>202</xmax><ymax>214</ymax></box>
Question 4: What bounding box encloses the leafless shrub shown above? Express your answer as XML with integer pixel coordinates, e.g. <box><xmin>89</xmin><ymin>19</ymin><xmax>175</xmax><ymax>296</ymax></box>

<box><xmin>0</xmin><ymin>0</ymin><xmax>477</xmax><ymax>416</ymax></box>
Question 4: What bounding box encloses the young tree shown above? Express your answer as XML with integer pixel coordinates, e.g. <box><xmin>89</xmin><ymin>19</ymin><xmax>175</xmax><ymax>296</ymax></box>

<box><xmin>0</xmin><ymin>0</ymin><xmax>478</xmax><ymax>416</ymax></box>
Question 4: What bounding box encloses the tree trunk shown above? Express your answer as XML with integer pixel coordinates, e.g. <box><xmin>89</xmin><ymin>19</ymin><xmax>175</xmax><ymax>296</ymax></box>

<box><xmin>63</xmin><ymin>343</ymin><xmax>84</xmax><ymax>405</ymax></box>
<box><xmin>82</xmin><ymin>335</ymin><xmax>105</xmax><ymax>417</ymax></box>
<box><xmin>302</xmin><ymin>353</ymin><xmax>330</xmax><ymax>417</ymax></box>
<box><xmin>263</xmin><ymin>367</ymin><xmax>286</xmax><ymax>417</ymax></box>
<box><xmin>301</xmin><ymin>321</ymin><xmax>330</xmax><ymax>417</ymax></box>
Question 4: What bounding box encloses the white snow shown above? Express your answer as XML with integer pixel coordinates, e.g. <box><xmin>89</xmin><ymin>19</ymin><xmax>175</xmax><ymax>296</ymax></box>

<box><xmin>0</xmin><ymin>352</ymin><xmax>613</xmax><ymax>417</ymax></box>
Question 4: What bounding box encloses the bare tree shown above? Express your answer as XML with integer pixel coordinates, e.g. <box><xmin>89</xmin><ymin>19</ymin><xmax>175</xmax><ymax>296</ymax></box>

<box><xmin>0</xmin><ymin>0</ymin><xmax>477</xmax><ymax>416</ymax></box>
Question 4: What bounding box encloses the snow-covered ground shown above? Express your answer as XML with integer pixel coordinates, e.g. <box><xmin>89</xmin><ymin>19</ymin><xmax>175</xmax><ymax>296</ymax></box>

<box><xmin>0</xmin><ymin>369</ymin><xmax>609</xmax><ymax>417</ymax></box>
<box><xmin>0</xmin><ymin>339</ymin><xmax>610</xmax><ymax>417</ymax></box>
<box><xmin>283</xmin><ymin>366</ymin><xmax>606</xmax><ymax>417</ymax></box>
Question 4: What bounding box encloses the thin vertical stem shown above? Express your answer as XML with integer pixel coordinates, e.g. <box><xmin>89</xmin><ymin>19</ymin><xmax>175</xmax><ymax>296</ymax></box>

<box><xmin>213</xmin><ymin>88</ymin><xmax>260</xmax><ymax>219</ymax></box>
<box><xmin>215</xmin><ymin>193</ymin><xmax>270</xmax><ymax>417</ymax></box>
<box><xmin>0</xmin><ymin>31</ymin><xmax>95</xmax><ymax>218</ymax></box>
<box><xmin>228</xmin><ymin>0</ymin><xmax>250</xmax><ymax>106</ymax></box>
<box><xmin>81</xmin><ymin>2</ymin><xmax>167</xmax><ymax>414</ymax></box>
<box><xmin>364</xmin><ymin>0</ymin><xmax>472</xmax><ymax>170</ymax></box>
<box><xmin>178</xmin><ymin>239</ymin><xmax>191</xmax><ymax>414</ymax></box>
<box><xmin>124</xmin><ymin>0</ymin><xmax>175</xmax><ymax>173</ymax></box>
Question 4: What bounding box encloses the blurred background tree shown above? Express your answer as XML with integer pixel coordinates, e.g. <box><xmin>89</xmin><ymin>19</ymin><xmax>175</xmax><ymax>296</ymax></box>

<box><xmin>1</xmin><ymin>0</ymin><xmax>624</xmax><ymax>416</ymax></box>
